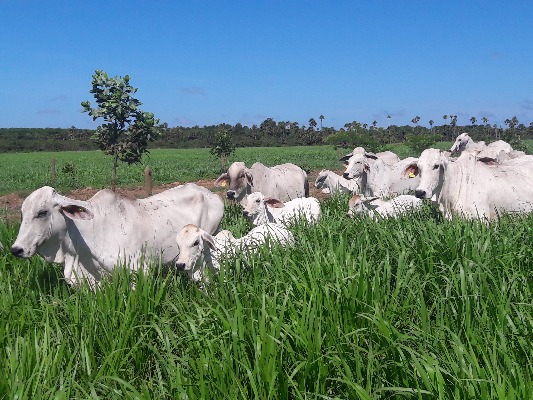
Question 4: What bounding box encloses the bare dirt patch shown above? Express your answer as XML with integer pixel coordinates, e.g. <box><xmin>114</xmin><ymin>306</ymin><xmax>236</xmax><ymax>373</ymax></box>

<box><xmin>0</xmin><ymin>170</ymin><xmax>334</xmax><ymax>223</ymax></box>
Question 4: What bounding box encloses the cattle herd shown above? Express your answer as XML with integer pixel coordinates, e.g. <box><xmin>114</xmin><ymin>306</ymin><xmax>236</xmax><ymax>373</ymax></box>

<box><xmin>5</xmin><ymin>133</ymin><xmax>533</xmax><ymax>287</ymax></box>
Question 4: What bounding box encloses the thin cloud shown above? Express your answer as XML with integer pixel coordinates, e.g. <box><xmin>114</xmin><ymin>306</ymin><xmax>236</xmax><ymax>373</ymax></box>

<box><xmin>521</xmin><ymin>100</ymin><xmax>533</xmax><ymax>111</ymax></box>
<box><xmin>179</xmin><ymin>87</ymin><xmax>206</xmax><ymax>96</ymax></box>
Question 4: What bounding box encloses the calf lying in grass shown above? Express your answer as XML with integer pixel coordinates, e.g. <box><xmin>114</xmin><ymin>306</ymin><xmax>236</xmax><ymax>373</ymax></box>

<box><xmin>242</xmin><ymin>191</ymin><xmax>321</xmax><ymax>227</ymax></box>
<box><xmin>175</xmin><ymin>223</ymin><xmax>294</xmax><ymax>282</ymax></box>
<box><xmin>348</xmin><ymin>194</ymin><xmax>423</xmax><ymax>219</ymax></box>
<box><xmin>314</xmin><ymin>169</ymin><xmax>361</xmax><ymax>194</ymax></box>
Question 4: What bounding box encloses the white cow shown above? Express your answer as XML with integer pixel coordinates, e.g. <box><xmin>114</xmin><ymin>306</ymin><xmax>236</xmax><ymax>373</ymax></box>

<box><xmin>450</xmin><ymin>132</ymin><xmax>525</xmax><ymax>161</ymax></box>
<box><xmin>345</xmin><ymin>156</ymin><xmax>420</xmax><ymax>197</ymax></box>
<box><xmin>347</xmin><ymin>194</ymin><xmax>423</xmax><ymax>218</ymax></box>
<box><xmin>413</xmin><ymin>148</ymin><xmax>533</xmax><ymax>220</ymax></box>
<box><xmin>214</xmin><ymin>162</ymin><xmax>308</xmax><ymax>205</ymax></box>
<box><xmin>175</xmin><ymin>223</ymin><xmax>294</xmax><ymax>281</ymax></box>
<box><xmin>10</xmin><ymin>184</ymin><xmax>224</xmax><ymax>286</ymax></box>
<box><xmin>340</xmin><ymin>150</ymin><xmax>400</xmax><ymax>180</ymax></box>
<box><xmin>242</xmin><ymin>192</ymin><xmax>321</xmax><ymax>226</ymax></box>
<box><xmin>314</xmin><ymin>170</ymin><xmax>361</xmax><ymax>194</ymax></box>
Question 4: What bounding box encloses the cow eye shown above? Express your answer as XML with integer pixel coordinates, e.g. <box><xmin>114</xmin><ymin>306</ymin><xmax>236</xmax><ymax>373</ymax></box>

<box><xmin>192</xmin><ymin>240</ymin><xmax>199</xmax><ymax>246</ymax></box>
<box><xmin>432</xmin><ymin>164</ymin><xmax>439</xmax><ymax>170</ymax></box>
<box><xmin>36</xmin><ymin>210</ymin><xmax>48</xmax><ymax>218</ymax></box>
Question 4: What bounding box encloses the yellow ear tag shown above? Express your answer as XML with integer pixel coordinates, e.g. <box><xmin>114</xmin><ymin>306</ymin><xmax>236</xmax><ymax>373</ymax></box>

<box><xmin>220</xmin><ymin>181</ymin><xmax>226</xmax><ymax>187</ymax></box>
<box><xmin>408</xmin><ymin>172</ymin><xmax>415</xmax><ymax>178</ymax></box>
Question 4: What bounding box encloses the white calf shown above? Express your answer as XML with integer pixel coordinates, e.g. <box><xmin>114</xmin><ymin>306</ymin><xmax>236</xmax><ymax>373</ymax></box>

<box><xmin>314</xmin><ymin>170</ymin><xmax>361</xmax><ymax>194</ymax></box>
<box><xmin>242</xmin><ymin>192</ymin><xmax>321</xmax><ymax>226</ymax></box>
<box><xmin>348</xmin><ymin>194</ymin><xmax>423</xmax><ymax>218</ymax></box>
<box><xmin>175</xmin><ymin>223</ymin><xmax>294</xmax><ymax>281</ymax></box>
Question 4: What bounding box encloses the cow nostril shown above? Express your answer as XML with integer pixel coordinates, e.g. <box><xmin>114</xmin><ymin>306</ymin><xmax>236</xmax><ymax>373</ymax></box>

<box><xmin>11</xmin><ymin>246</ymin><xmax>24</xmax><ymax>257</ymax></box>
<box><xmin>242</xmin><ymin>211</ymin><xmax>249</xmax><ymax>217</ymax></box>
<box><xmin>415</xmin><ymin>189</ymin><xmax>426</xmax><ymax>199</ymax></box>
<box><xmin>343</xmin><ymin>173</ymin><xmax>349</xmax><ymax>179</ymax></box>
<box><xmin>175</xmin><ymin>262</ymin><xmax>186</xmax><ymax>271</ymax></box>
<box><xmin>227</xmin><ymin>191</ymin><xmax>235</xmax><ymax>199</ymax></box>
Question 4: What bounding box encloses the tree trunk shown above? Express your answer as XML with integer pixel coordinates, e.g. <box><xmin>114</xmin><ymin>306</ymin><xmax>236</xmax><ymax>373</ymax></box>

<box><xmin>112</xmin><ymin>152</ymin><xmax>118</xmax><ymax>192</ymax></box>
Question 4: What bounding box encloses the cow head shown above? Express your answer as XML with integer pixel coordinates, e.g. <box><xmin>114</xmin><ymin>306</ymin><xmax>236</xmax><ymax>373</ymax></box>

<box><xmin>413</xmin><ymin>149</ymin><xmax>447</xmax><ymax>199</ymax></box>
<box><xmin>214</xmin><ymin>162</ymin><xmax>253</xmax><ymax>201</ymax></box>
<box><xmin>175</xmin><ymin>224</ymin><xmax>216</xmax><ymax>276</ymax></box>
<box><xmin>343</xmin><ymin>152</ymin><xmax>375</xmax><ymax>179</ymax></box>
<box><xmin>347</xmin><ymin>194</ymin><xmax>379</xmax><ymax>216</ymax></box>
<box><xmin>314</xmin><ymin>170</ymin><xmax>328</xmax><ymax>189</ymax></box>
<box><xmin>450</xmin><ymin>132</ymin><xmax>471</xmax><ymax>154</ymax></box>
<box><xmin>242</xmin><ymin>192</ymin><xmax>284</xmax><ymax>225</ymax></box>
<box><xmin>11</xmin><ymin>186</ymin><xmax>94</xmax><ymax>261</ymax></box>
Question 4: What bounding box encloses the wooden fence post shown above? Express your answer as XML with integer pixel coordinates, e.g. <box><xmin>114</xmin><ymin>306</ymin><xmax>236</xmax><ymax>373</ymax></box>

<box><xmin>51</xmin><ymin>158</ymin><xmax>56</xmax><ymax>184</ymax></box>
<box><xmin>144</xmin><ymin>165</ymin><xmax>152</xmax><ymax>196</ymax></box>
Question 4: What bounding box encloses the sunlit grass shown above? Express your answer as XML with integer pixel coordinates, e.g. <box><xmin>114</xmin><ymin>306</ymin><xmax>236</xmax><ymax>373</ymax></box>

<box><xmin>1</xmin><ymin>196</ymin><xmax>533</xmax><ymax>398</ymax></box>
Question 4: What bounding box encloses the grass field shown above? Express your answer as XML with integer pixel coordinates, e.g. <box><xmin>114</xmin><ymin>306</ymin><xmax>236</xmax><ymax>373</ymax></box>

<box><xmin>1</xmin><ymin>143</ymin><xmax>533</xmax><ymax>398</ymax></box>
<box><xmin>0</xmin><ymin>142</ymin><xmax>453</xmax><ymax>196</ymax></box>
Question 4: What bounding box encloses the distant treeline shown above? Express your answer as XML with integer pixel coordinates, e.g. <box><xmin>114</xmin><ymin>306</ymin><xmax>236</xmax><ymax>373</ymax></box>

<box><xmin>1</xmin><ymin>116</ymin><xmax>532</xmax><ymax>153</ymax></box>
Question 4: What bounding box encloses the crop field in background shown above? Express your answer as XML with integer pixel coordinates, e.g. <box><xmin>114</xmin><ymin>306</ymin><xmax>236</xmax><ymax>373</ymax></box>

<box><xmin>1</xmin><ymin>142</ymin><xmax>533</xmax><ymax>398</ymax></box>
<box><xmin>0</xmin><ymin>143</ymin><xmax>452</xmax><ymax>196</ymax></box>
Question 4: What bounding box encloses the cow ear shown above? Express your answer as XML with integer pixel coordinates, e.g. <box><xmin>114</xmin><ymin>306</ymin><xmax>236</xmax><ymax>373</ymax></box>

<box><xmin>477</xmin><ymin>157</ymin><xmax>498</xmax><ymax>165</ymax></box>
<box><xmin>404</xmin><ymin>164</ymin><xmax>419</xmax><ymax>178</ymax></box>
<box><xmin>265</xmin><ymin>198</ymin><xmax>284</xmax><ymax>208</ymax></box>
<box><xmin>201</xmin><ymin>232</ymin><xmax>216</xmax><ymax>250</ymax></box>
<box><xmin>245</xmin><ymin>171</ymin><xmax>254</xmax><ymax>185</ymax></box>
<box><xmin>60</xmin><ymin>205</ymin><xmax>94</xmax><ymax>220</ymax></box>
<box><xmin>339</xmin><ymin>154</ymin><xmax>352</xmax><ymax>163</ymax></box>
<box><xmin>361</xmin><ymin>196</ymin><xmax>380</xmax><ymax>209</ymax></box>
<box><xmin>364</xmin><ymin>152</ymin><xmax>378</xmax><ymax>160</ymax></box>
<box><xmin>214</xmin><ymin>174</ymin><xmax>229</xmax><ymax>188</ymax></box>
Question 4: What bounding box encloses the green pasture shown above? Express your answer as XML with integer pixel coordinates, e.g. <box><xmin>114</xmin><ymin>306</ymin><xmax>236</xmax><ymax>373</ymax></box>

<box><xmin>0</xmin><ymin>143</ymin><xmax>454</xmax><ymax>196</ymax></box>
<box><xmin>1</xmin><ymin>198</ymin><xmax>533</xmax><ymax>398</ymax></box>
<box><xmin>2</xmin><ymin>141</ymin><xmax>533</xmax><ymax>398</ymax></box>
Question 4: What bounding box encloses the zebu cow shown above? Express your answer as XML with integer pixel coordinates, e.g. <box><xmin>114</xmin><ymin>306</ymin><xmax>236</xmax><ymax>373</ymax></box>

<box><xmin>343</xmin><ymin>155</ymin><xmax>420</xmax><ymax>197</ymax></box>
<box><xmin>175</xmin><ymin>223</ymin><xmax>294</xmax><ymax>281</ymax></box>
<box><xmin>450</xmin><ymin>132</ymin><xmax>525</xmax><ymax>161</ymax></box>
<box><xmin>214</xmin><ymin>162</ymin><xmax>308</xmax><ymax>204</ymax></box>
<box><xmin>242</xmin><ymin>192</ymin><xmax>321</xmax><ymax>226</ymax></box>
<box><xmin>340</xmin><ymin>150</ymin><xmax>400</xmax><ymax>180</ymax></box>
<box><xmin>10</xmin><ymin>184</ymin><xmax>224</xmax><ymax>286</ymax></box>
<box><xmin>412</xmin><ymin>148</ymin><xmax>533</xmax><ymax>220</ymax></box>
<box><xmin>347</xmin><ymin>194</ymin><xmax>423</xmax><ymax>218</ymax></box>
<box><xmin>314</xmin><ymin>170</ymin><xmax>361</xmax><ymax>194</ymax></box>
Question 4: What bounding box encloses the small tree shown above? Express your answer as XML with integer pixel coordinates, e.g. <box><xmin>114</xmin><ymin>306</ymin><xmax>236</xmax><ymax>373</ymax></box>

<box><xmin>210</xmin><ymin>129</ymin><xmax>235</xmax><ymax>172</ymax></box>
<box><xmin>405</xmin><ymin>133</ymin><xmax>440</xmax><ymax>155</ymax></box>
<box><xmin>81</xmin><ymin>70</ymin><xmax>159</xmax><ymax>191</ymax></box>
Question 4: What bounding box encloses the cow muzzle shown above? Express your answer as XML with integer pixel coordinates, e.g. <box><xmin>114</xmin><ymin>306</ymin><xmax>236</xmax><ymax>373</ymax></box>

<box><xmin>414</xmin><ymin>189</ymin><xmax>427</xmax><ymax>199</ymax></box>
<box><xmin>10</xmin><ymin>245</ymin><xmax>26</xmax><ymax>258</ymax></box>
<box><xmin>226</xmin><ymin>190</ymin><xmax>236</xmax><ymax>199</ymax></box>
<box><xmin>175</xmin><ymin>261</ymin><xmax>187</xmax><ymax>271</ymax></box>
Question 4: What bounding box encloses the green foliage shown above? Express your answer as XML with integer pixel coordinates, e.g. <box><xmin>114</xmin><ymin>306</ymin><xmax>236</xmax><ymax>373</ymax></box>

<box><xmin>81</xmin><ymin>70</ymin><xmax>160</xmax><ymax>189</ymax></box>
<box><xmin>405</xmin><ymin>133</ymin><xmax>440</xmax><ymax>155</ymax></box>
<box><xmin>210</xmin><ymin>129</ymin><xmax>235</xmax><ymax>171</ymax></box>
<box><xmin>324</xmin><ymin>131</ymin><xmax>384</xmax><ymax>153</ymax></box>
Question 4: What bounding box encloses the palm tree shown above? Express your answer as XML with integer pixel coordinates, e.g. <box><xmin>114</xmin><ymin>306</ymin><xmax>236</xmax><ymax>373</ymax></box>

<box><xmin>319</xmin><ymin>115</ymin><xmax>325</xmax><ymax>130</ymax></box>
<box><xmin>429</xmin><ymin>120</ymin><xmax>434</xmax><ymax>132</ymax></box>
<box><xmin>450</xmin><ymin>115</ymin><xmax>458</xmax><ymax>139</ymax></box>
<box><xmin>470</xmin><ymin>117</ymin><xmax>477</xmax><ymax>125</ymax></box>
<box><xmin>411</xmin><ymin>116</ymin><xmax>420</xmax><ymax>134</ymax></box>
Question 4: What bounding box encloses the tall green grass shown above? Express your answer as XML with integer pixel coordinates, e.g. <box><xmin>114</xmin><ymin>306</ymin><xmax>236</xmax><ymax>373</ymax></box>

<box><xmin>1</xmin><ymin>197</ymin><xmax>533</xmax><ymax>399</ymax></box>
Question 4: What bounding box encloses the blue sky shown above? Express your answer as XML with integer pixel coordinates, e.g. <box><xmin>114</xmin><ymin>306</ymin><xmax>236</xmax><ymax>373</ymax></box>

<box><xmin>1</xmin><ymin>1</ymin><xmax>533</xmax><ymax>130</ymax></box>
